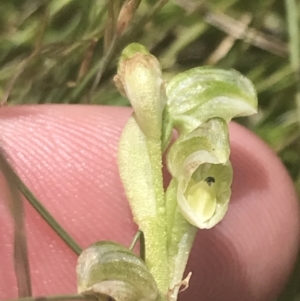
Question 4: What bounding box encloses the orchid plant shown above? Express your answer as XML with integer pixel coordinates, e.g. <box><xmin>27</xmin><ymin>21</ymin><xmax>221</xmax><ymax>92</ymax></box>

<box><xmin>76</xmin><ymin>43</ymin><xmax>258</xmax><ymax>301</ymax></box>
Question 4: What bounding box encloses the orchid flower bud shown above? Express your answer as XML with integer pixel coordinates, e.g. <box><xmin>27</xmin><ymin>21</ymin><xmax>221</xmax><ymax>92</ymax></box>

<box><xmin>167</xmin><ymin>118</ymin><xmax>233</xmax><ymax>229</ymax></box>
<box><xmin>77</xmin><ymin>241</ymin><xmax>158</xmax><ymax>301</ymax></box>
<box><xmin>114</xmin><ymin>43</ymin><xmax>166</xmax><ymax>140</ymax></box>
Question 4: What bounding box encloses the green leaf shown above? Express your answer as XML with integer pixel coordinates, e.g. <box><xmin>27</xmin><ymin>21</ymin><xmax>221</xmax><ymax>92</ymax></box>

<box><xmin>166</xmin><ymin>67</ymin><xmax>258</xmax><ymax>133</ymax></box>
<box><xmin>76</xmin><ymin>241</ymin><xmax>158</xmax><ymax>301</ymax></box>
<box><xmin>118</xmin><ymin>115</ymin><xmax>169</xmax><ymax>294</ymax></box>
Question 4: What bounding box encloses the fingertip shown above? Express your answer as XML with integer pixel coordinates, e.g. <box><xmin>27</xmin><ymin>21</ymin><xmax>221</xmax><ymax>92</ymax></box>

<box><xmin>0</xmin><ymin>105</ymin><xmax>135</xmax><ymax>297</ymax></box>
<box><xmin>0</xmin><ymin>106</ymin><xmax>299</xmax><ymax>301</ymax></box>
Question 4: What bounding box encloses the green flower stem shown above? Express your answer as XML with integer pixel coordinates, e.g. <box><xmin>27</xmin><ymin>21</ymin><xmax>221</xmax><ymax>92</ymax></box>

<box><xmin>168</xmin><ymin>223</ymin><xmax>197</xmax><ymax>301</ymax></box>
<box><xmin>166</xmin><ymin>179</ymin><xmax>197</xmax><ymax>300</ymax></box>
<box><xmin>145</xmin><ymin>138</ymin><xmax>169</xmax><ymax>293</ymax></box>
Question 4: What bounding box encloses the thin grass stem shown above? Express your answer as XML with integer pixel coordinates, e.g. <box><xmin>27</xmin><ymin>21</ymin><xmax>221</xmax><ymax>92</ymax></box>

<box><xmin>17</xmin><ymin>179</ymin><xmax>82</xmax><ymax>255</ymax></box>
<box><xmin>285</xmin><ymin>0</ymin><xmax>300</xmax><ymax>126</ymax></box>
<box><xmin>0</xmin><ymin>148</ymin><xmax>32</xmax><ymax>297</ymax></box>
<box><xmin>0</xmin><ymin>152</ymin><xmax>82</xmax><ymax>256</ymax></box>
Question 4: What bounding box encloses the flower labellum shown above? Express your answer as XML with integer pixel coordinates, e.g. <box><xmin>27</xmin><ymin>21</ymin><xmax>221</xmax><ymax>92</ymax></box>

<box><xmin>178</xmin><ymin>160</ymin><xmax>233</xmax><ymax>229</ymax></box>
<box><xmin>167</xmin><ymin>118</ymin><xmax>233</xmax><ymax>229</ymax></box>
<box><xmin>186</xmin><ymin>178</ymin><xmax>217</xmax><ymax>221</ymax></box>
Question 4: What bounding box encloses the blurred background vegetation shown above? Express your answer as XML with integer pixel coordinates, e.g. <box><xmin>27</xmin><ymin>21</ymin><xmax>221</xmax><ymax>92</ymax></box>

<box><xmin>0</xmin><ymin>0</ymin><xmax>299</xmax><ymax>300</ymax></box>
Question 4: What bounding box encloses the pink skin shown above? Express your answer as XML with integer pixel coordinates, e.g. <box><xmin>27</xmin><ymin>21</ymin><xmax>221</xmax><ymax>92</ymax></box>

<box><xmin>0</xmin><ymin>105</ymin><xmax>299</xmax><ymax>301</ymax></box>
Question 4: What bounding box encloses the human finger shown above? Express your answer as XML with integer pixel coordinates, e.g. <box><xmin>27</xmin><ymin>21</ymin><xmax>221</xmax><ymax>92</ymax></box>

<box><xmin>0</xmin><ymin>105</ymin><xmax>298</xmax><ymax>301</ymax></box>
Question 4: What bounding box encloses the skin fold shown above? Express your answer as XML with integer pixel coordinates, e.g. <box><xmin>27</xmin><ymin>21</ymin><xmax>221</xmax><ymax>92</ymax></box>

<box><xmin>0</xmin><ymin>105</ymin><xmax>299</xmax><ymax>301</ymax></box>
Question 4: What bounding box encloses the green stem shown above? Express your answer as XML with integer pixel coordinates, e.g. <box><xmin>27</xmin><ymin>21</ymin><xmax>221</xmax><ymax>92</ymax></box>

<box><xmin>145</xmin><ymin>138</ymin><xmax>169</xmax><ymax>294</ymax></box>
<box><xmin>166</xmin><ymin>179</ymin><xmax>197</xmax><ymax>301</ymax></box>
<box><xmin>285</xmin><ymin>0</ymin><xmax>300</xmax><ymax>125</ymax></box>
<box><xmin>168</xmin><ymin>224</ymin><xmax>197</xmax><ymax>301</ymax></box>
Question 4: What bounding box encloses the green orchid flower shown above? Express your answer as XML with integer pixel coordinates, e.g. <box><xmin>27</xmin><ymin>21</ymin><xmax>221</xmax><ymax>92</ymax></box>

<box><xmin>167</xmin><ymin>117</ymin><xmax>233</xmax><ymax>229</ymax></box>
<box><xmin>76</xmin><ymin>43</ymin><xmax>258</xmax><ymax>301</ymax></box>
<box><xmin>164</xmin><ymin>66</ymin><xmax>257</xmax><ymax>230</ymax></box>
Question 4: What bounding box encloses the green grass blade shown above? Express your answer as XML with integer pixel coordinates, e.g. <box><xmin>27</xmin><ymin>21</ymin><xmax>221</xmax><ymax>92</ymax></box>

<box><xmin>285</xmin><ymin>0</ymin><xmax>300</xmax><ymax>125</ymax></box>
<box><xmin>0</xmin><ymin>148</ymin><xmax>32</xmax><ymax>297</ymax></box>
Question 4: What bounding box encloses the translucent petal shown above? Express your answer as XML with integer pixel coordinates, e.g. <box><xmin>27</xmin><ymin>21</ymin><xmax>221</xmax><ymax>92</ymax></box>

<box><xmin>167</xmin><ymin>118</ymin><xmax>230</xmax><ymax>178</ymax></box>
<box><xmin>186</xmin><ymin>181</ymin><xmax>217</xmax><ymax>222</ymax></box>
<box><xmin>166</xmin><ymin>67</ymin><xmax>258</xmax><ymax>133</ymax></box>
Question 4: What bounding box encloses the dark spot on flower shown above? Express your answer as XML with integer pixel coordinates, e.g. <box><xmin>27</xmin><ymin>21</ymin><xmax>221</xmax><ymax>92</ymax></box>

<box><xmin>205</xmin><ymin>176</ymin><xmax>215</xmax><ymax>186</ymax></box>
